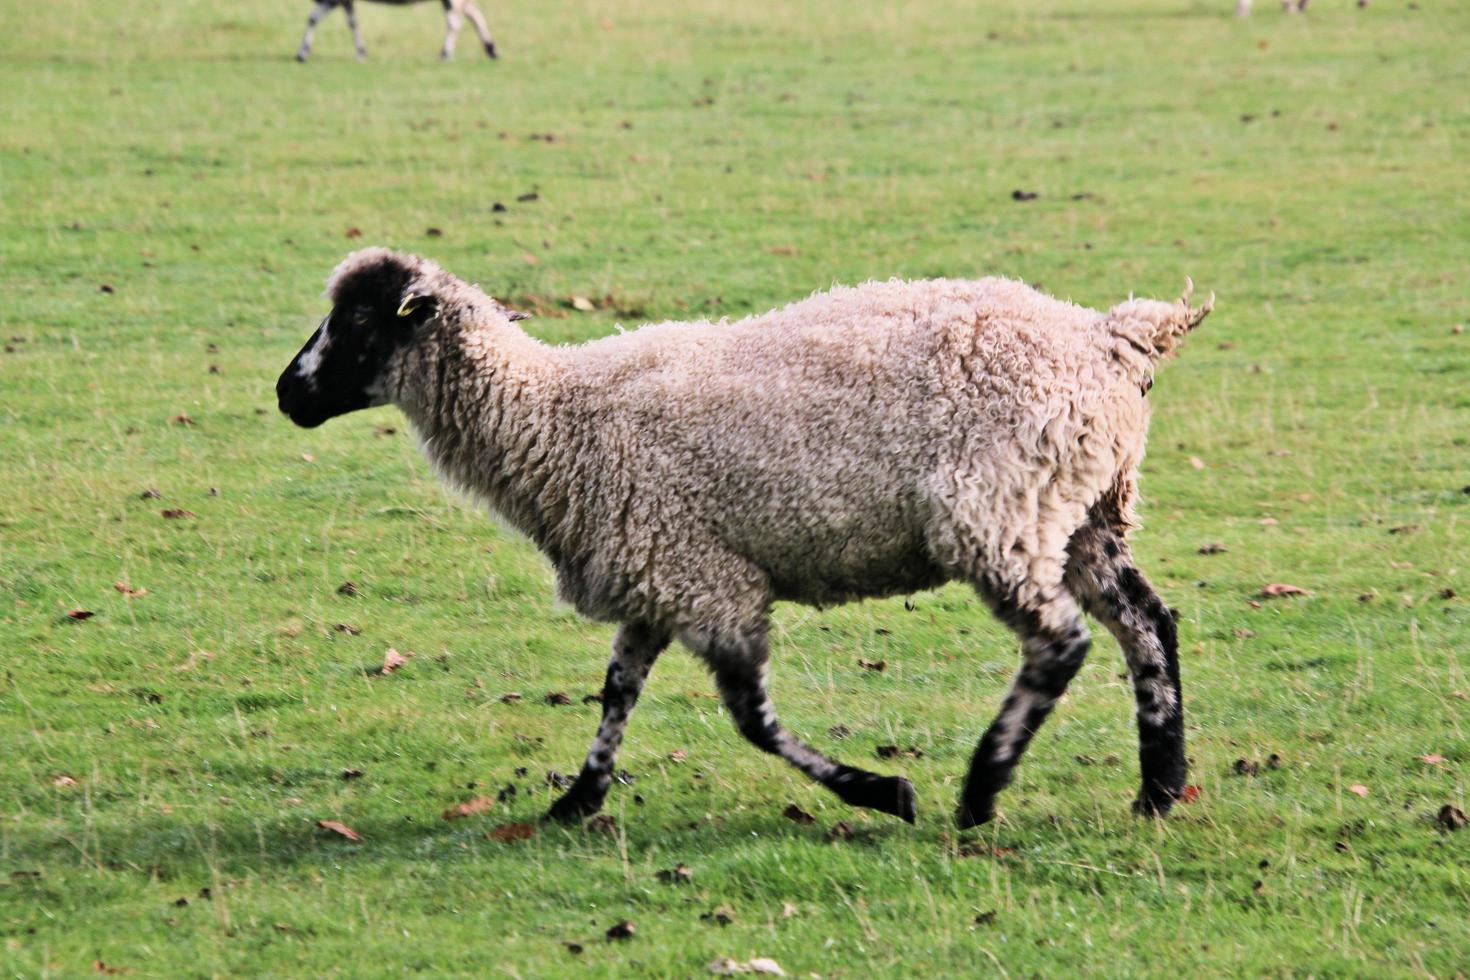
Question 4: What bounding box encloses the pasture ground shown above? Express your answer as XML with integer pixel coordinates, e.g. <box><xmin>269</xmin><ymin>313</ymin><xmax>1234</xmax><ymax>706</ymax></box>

<box><xmin>2</xmin><ymin>0</ymin><xmax>1468</xmax><ymax>974</ymax></box>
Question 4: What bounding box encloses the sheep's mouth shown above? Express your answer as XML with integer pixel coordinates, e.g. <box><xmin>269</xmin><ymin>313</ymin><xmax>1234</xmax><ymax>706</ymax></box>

<box><xmin>283</xmin><ymin>407</ymin><xmax>329</xmax><ymax>429</ymax></box>
<box><xmin>276</xmin><ymin>379</ymin><xmax>331</xmax><ymax>428</ymax></box>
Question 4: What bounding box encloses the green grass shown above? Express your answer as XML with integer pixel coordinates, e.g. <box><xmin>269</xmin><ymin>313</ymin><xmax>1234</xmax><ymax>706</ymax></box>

<box><xmin>3</xmin><ymin>0</ymin><xmax>1469</xmax><ymax>974</ymax></box>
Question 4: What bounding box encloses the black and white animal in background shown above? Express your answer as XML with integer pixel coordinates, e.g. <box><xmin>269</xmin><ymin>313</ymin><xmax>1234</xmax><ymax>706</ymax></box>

<box><xmin>296</xmin><ymin>0</ymin><xmax>499</xmax><ymax>62</ymax></box>
<box><xmin>277</xmin><ymin>249</ymin><xmax>1212</xmax><ymax>828</ymax></box>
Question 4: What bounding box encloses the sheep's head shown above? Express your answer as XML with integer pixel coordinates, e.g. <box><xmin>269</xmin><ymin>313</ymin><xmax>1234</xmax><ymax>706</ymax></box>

<box><xmin>276</xmin><ymin>249</ymin><xmax>443</xmax><ymax>428</ymax></box>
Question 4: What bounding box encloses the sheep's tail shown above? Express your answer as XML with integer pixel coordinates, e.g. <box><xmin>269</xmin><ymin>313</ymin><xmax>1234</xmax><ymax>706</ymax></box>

<box><xmin>1104</xmin><ymin>278</ymin><xmax>1214</xmax><ymax>368</ymax></box>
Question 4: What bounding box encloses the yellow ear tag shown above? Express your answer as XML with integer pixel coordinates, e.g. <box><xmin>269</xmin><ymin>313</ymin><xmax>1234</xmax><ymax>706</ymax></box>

<box><xmin>396</xmin><ymin>296</ymin><xmax>422</xmax><ymax>318</ymax></box>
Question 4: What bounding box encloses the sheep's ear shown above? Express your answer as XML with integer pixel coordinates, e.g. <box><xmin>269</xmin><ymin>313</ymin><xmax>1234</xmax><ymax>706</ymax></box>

<box><xmin>395</xmin><ymin>287</ymin><xmax>437</xmax><ymax>322</ymax></box>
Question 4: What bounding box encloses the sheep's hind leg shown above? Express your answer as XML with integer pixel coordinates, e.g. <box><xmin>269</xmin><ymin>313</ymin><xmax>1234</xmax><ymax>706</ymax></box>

<box><xmin>342</xmin><ymin>0</ymin><xmax>367</xmax><ymax>60</ymax></box>
<box><xmin>691</xmin><ymin>629</ymin><xmax>917</xmax><ymax>823</ymax></box>
<box><xmin>1065</xmin><ymin>521</ymin><xmax>1186</xmax><ymax>818</ymax></box>
<box><xmin>296</xmin><ymin>0</ymin><xmax>336</xmax><ymax>61</ymax></box>
<box><xmin>440</xmin><ymin>0</ymin><xmax>465</xmax><ymax>59</ymax></box>
<box><xmin>546</xmin><ymin>621</ymin><xmax>670</xmax><ymax>822</ymax></box>
<box><xmin>957</xmin><ymin>589</ymin><xmax>1091</xmax><ymax>828</ymax></box>
<box><xmin>461</xmin><ymin>0</ymin><xmax>498</xmax><ymax>58</ymax></box>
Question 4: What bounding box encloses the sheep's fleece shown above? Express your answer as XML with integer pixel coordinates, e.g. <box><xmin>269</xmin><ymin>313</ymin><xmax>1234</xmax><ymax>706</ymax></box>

<box><xmin>277</xmin><ymin>248</ymin><xmax>1211</xmax><ymax>828</ymax></box>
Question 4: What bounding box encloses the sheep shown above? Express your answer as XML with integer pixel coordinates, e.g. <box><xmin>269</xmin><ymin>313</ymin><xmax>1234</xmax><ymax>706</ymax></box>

<box><xmin>295</xmin><ymin>0</ymin><xmax>499</xmax><ymax>62</ymax></box>
<box><xmin>1235</xmin><ymin>0</ymin><xmax>1367</xmax><ymax>14</ymax></box>
<box><xmin>276</xmin><ymin>248</ymin><xmax>1212</xmax><ymax>828</ymax></box>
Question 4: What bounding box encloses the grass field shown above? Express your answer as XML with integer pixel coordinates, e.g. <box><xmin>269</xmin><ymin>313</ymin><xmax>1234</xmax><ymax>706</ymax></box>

<box><xmin>3</xmin><ymin>0</ymin><xmax>1469</xmax><ymax>974</ymax></box>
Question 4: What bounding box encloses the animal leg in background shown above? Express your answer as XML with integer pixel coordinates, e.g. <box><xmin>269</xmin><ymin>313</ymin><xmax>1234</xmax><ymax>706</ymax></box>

<box><xmin>440</xmin><ymin>0</ymin><xmax>464</xmax><ymax>59</ymax></box>
<box><xmin>296</xmin><ymin>0</ymin><xmax>337</xmax><ymax>61</ymax></box>
<box><xmin>461</xmin><ymin>0</ymin><xmax>499</xmax><ymax>58</ymax></box>
<box><xmin>343</xmin><ymin>0</ymin><xmax>367</xmax><ymax>59</ymax></box>
<box><xmin>546</xmin><ymin>622</ymin><xmax>670</xmax><ymax>822</ymax></box>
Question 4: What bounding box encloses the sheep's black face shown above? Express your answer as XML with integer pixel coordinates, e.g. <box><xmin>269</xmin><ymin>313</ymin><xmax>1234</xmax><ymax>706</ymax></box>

<box><xmin>277</xmin><ymin>257</ymin><xmax>437</xmax><ymax>428</ymax></box>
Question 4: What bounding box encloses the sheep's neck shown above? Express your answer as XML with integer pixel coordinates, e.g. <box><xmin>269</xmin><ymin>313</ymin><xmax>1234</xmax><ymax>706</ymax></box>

<box><xmin>401</xmin><ymin>318</ymin><xmax>575</xmax><ymax>552</ymax></box>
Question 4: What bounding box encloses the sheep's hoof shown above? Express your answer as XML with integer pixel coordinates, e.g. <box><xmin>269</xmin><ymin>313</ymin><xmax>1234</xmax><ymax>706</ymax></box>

<box><xmin>294</xmin><ymin>51</ymin><xmax>309</xmax><ymax>63</ymax></box>
<box><xmin>545</xmin><ymin>789</ymin><xmax>604</xmax><ymax>824</ymax></box>
<box><xmin>833</xmin><ymin>774</ymin><xmax>917</xmax><ymax>823</ymax></box>
<box><xmin>484</xmin><ymin>41</ymin><xmax>499</xmax><ymax>59</ymax></box>
<box><xmin>1131</xmin><ymin>790</ymin><xmax>1178</xmax><ymax>819</ymax></box>
<box><xmin>954</xmin><ymin>800</ymin><xmax>995</xmax><ymax>830</ymax></box>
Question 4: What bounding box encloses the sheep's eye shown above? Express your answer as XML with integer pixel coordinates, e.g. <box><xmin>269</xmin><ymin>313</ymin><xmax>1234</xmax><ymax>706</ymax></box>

<box><xmin>351</xmin><ymin>308</ymin><xmax>371</xmax><ymax>327</ymax></box>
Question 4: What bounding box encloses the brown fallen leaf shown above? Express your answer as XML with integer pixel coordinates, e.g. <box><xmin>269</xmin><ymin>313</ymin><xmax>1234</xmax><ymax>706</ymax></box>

<box><xmin>1179</xmin><ymin>784</ymin><xmax>1203</xmax><ymax>804</ymax></box>
<box><xmin>345</xmin><ymin>227</ymin><xmax>362</xmax><ymax>239</ymax></box>
<box><xmin>564</xmin><ymin>942</ymin><xmax>583</xmax><ymax>954</ymax></box>
<box><xmin>114</xmin><ymin>582</ymin><xmax>147</xmax><ymax>599</ymax></box>
<box><xmin>1233</xmin><ymin>758</ymin><xmax>1260</xmax><ymax>776</ymax></box>
<box><xmin>701</xmin><ymin>905</ymin><xmax>735</xmax><ymax>926</ymax></box>
<box><xmin>782</xmin><ymin>804</ymin><xmax>815</xmax><ymax>825</ymax></box>
<box><xmin>605</xmin><ymin>920</ymin><xmax>635</xmax><ymax>941</ymax></box>
<box><xmin>828</xmin><ymin>821</ymin><xmax>856</xmax><ymax>841</ymax></box>
<box><xmin>1188</xmin><ymin>456</ymin><xmax>1205</xmax><ymax>470</ymax></box>
<box><xmin>379</xmin><ymin>648</ymin><xmax>413</xmax><ymax>676</ymax></box>
<box><xmin>316</xmin><ymin>819</ymin><xmax>362</xmax><ymax>842</ymax></box>
<box><xmin>53</xmin><ymin>774</ymin><xmax>79</xmax><ymax>787</ymax></box>
<box><xmin>139</xmin><ymin>488</ymin><xmax>162</xmax><ymax>499</ymax></box>
<box><xmin>486</xmin><ymin>821</ymin><xmax>535</xmax><ymax>843</ymax></box>
<box><xmin>341</xmin><ymin>768</ymin><xmax>364</xmax><ymax>780</ymax></box>
<box><xmin>337</xmin><ymin>581</ymin><xmax>360</xmax><ymax>597</ymax></box>
<box><xmin>710</xmin><ymin>958</ymin><xmax>786</xmax><ymax>976</ymax></box>
<box><xmin>656</xmin><ymin>863</ymin><xmax>693</xmax><ymax>884</ymax></box>
<box><xmin>875</xmin><ymin>745</ymin><xmax>923</xmax><ymax>760</ymax></box>
<box><xmin>92</xmin><ymin>961</ymin><xmax>130</xmax><ymax>975</ymax></box>
<box><xmin>1348</xmin><ymin>784</ymin><xmax>1369</xmax><ymax>798</ymax></box>
<box><xmin>569</xmin><ymin>295</ymin><xmax>595</xmax><ymax>312</ymax></box>
<box><xmin>1260</xmin><ymin>583</ymin><xmax>1308</xmax><ymax>598</ymax></box>
<box><xmin>857</xmin><ymin>658</ymin><xmax>886</xmax><ymax>672</ymax></box>
<box><xmin>161</xmin><ymin>509</ymin><xmax>195</xmax><ymax>520</ymax></box>
<box><xmin>498</xmin><ymin>692</ymin><xmax>523</xmax><ymax>704</ymax></box>
<box><xmin>442</xmin><ymin>796</ymin><xmax>495</xmax><ymax>821</ymax></box>
<box><xmin>1436</xmin><ymin>805</ymin><xmax>1467</xmax><ymax>832</ymax></box>
<box><xmin>828</xmin><ymin>724</ymin><xmax>852</xmax><ymax>740</ymax></box>
<box><xmin>668</xmin><ymin>748</ymin><xmax>688</xmax><ymax>763</ymax></box>
<box><xmin>1418</xmin><ymin>754</ymin><xmax>1445</xmax><ymax>765</ymax></box>
<box><xmin>1198</xmin><ymin>542</ymin><xmax>1227</xmax><ymax>555</ymax></box>
<box><xmin>425</xmin><ymin>227</ymin><xmax>443</xmax><ymax>238</ymax></box>
<box><xmin>67</xmin><ymin>609</ymin><xmax>95</xmax><ymax>620</ymax></box>
<box><xmin>333</xmin><ymin>623</ymin><xmax>361</xmax><ymax>636</ymax></box>
<box><xmin>585</xmin><ymin>814</ymin><xmax>618</xmax><ymax>836</ymax></box>
<box><xmin>766</xmin><ymin>245</ymin><xmax>798</xmax><ymax>256</ymax></box>
<box><xmin>170</xmin><ymin>414</ymin><xmax>194</xmax><ymax>426</ymax></box>
<box><xmin>543</xmin><ymin>691</ymin><xmax>573</xmax><ymax>706</ymax></box>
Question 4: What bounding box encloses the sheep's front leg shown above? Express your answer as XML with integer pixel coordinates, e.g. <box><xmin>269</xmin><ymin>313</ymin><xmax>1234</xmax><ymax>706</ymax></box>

<box><xmin>957</xmin><ymin>592</ymin><xmax>1091</xmax><ymax>828</ymax></box>
<box><xmin>296</xmin><ymin>0</ymin><xmax>336</xmax><ymax>61</ymax></box>
<box><xmin>461</xmin><ymin>1</ymin><xmax>498</xmax><ymax>58</ymax></box>
<box><xmin>693</xmin><ymin>630</ymin><xmax>917</xmax><ymax>823</ymax></box>
<box><xmin>1065</xmin><ymin>522</ymin><xmax>1187</xmax><ymax>817</ymax></box>
<box><xmin>546</xmin><ymin>621</ymin><xmax>669</xmax><ymax>822</ymax></box>
<box><xmin>342</xmin><ymin>0</ymin><xmax>367</xmax><ymax>59</ymax></box>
